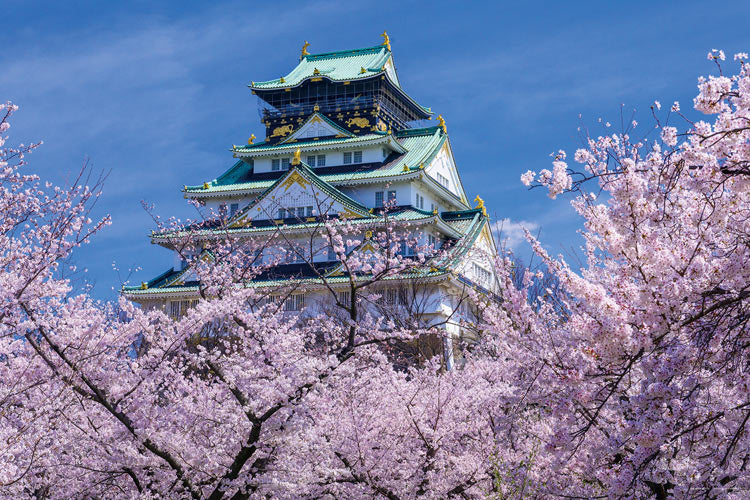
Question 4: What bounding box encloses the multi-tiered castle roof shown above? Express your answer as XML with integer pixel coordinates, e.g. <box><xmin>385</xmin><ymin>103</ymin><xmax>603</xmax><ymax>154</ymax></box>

<box><xmin>124</xmin><ymin>35</ymin><xmax>497</xmax><ymax>304</ymax></box>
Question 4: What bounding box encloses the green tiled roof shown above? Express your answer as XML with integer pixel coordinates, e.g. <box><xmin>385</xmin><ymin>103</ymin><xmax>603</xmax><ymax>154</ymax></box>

<box><xmin>231</xmin><ymin>132</ymin><xmax>388</xmax><ymax>155</ymax></box>
<box><xmin>252</xmin><ymin>45</ymin><xmax>393</xmax><ymax>90</ymax></box>
<box><xmin>128</xmin><ymin>209</ymin><xmax>490</xmax><ymax>298</ymax></box>
<box><xmin>123</xmin><ymin>269</ymin><xmax>448</xmax><ymax>298</ymax></box>
<box><xmin>187</xmin><ymin>127</ymin><xmax>447</xmax><ymax>194</ymax></box>
<box><xmin>152</xmin><ymin>206</ymin><xmax>454</xmax><ymax>242</ymax></box>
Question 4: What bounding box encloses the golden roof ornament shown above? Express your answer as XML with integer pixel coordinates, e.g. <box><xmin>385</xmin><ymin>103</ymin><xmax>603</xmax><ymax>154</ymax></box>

<box><xmin>313</xmin><ymin>68</ymin><xmax>320</xmax><ymax>75</ymax></box>
<box><xmin>474</xmin><ymin>195</ymin><xmax>487</xmax><ymax>217</ymax></box>
<box><xmin>381</xmin><ymin>31</ymin><xmax>391</xmax><ymax>51</ymax></box>
<box><xmin>360</xmin><ymin>67</ymin><xmax>367</xmax><ymax>74</ymax></box>
<box><xmin>313</xmin><ymin>104</ymin><xmax>320</xmax><ymax>112</ymax></box>
<box><xmin>432</xmin><ymin>207</ymin><xmax>438</xmax><ymax>215</ymax></box>
<box><xmin>402</xmin><ymin>164</ymin><xmax>410</xmax><ymax>172</ymax></box>
<box><xmin>300</xmin><ymin>40</ymin><xmax>310</xmax><ymax>60</ymax></box>
<box><xmin>437</xmin><ymin>114</ymin><xmax>447</xmax><ymax>133</ymax></box>
<box><xmin>291</xmin><ymin>148</ymin><xmax>302</xmax><ymax>165</ymax></box>
<box><xmin>141</xmin><ymin>282</ymin><xmax>148</xmax><ymax>290</ymax></box>
<box><xmin>279</xmin><ymin>76</ymin><xmax>285</xmax><ymax>83</ymax></box>
<box><xmin>365</xmin><ymin>230</ymin><xmax>373</xmax><ymax>240</ymax></box>
<box><xmin>203</xmin><ymin>182</ymin><xmax>210</xmax><ymax>190</ymax></box>
<box><xmin>248</xmin><ymin>134</ymin><xmax>256</xmax><ymax>144</ymax></box>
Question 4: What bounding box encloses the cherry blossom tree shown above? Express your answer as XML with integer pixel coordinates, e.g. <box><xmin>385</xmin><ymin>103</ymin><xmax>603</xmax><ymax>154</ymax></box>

<box><xmin>508</xmin><ymin>51</ymin><xmax>750</xmax><ymax>498</ymax></box>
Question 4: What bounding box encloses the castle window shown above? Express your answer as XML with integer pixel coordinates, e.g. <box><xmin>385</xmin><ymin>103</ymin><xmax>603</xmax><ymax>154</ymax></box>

<box><xmin>281</xmin><ymin>158</ymin><xmax>290</xmax><ymax>170</ymax></box>
<box><xmin>272</xmin><ymin>159</ymin><xmax>280</xmax><ymax>171</ymax></box>
<box><xmin>230</xmin><ymin>203</ymin><xmax>239</xmax><ymax>217</ymax></box>
<box><xmin>317</xmin><ymin>154</ymin><xmax>326</xmax><ymax>166</ymax></box>
<box><xmin>343</xmin><ymin>152</ymin><xmax>352</xmax><ymax>164</ymax></box>
<box><xmin>416</xmin><ymin>193</ymin><xmax>424</xmax><ymax>209</ymax></box>
<box><xmin>278</xmin><ymin>209</ymin><xmax>286</xmax><ymax>219</ymax></box>
<box><xmin>472</xmin><ymin>263</ymin><xmax>492</xmax><ymax>285</ymax></box>
<box><xmin>388</xmin><ymin>190</ymin><xmax>397</xmax><ymax>203</ymax></box>
<box><xmin>382</xmin><ymin>148</ymin><xmax>388</xmax><ymax>158</ymax></box>
<box><xmin>436</xmin><ymin>172</ymin><xmax>450</xmax><ymax>188</ymax></box>
<box><xmin>219</xmin><ymin>203</ymin><xmax>228</xmax><ymax>218</ymax></box>
<box><xmin>353</xmin><ymin>151</ymin><xmax>363</xmax><ymax>163</ymax></box>
<box><xmin>306</xmin><ymin>155</ymin><xmax>316</xmax><ymax>167</ymax></box>
<box><xmin>306</xmin><ymin>206</ymin><xmax>314</xmax><ymax>217</ymax></box>
<box><xmin>375</xmin><ymin>191</ymin><xmax>384</xmax><ymax>207</ymax></box>
<box><xmin>338</xmin><ymin>290</ymin><xmax>350</xmax><ymax>305</ymax></box>
<box><xmin>284</xmin><ymin>294</ymin><xmax>305</xmax><ymax>311</ymax></box>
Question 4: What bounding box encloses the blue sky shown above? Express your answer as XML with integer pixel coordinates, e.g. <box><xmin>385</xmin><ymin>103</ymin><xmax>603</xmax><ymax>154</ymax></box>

<box><xmin>2</xmin><ymin>0</ymin><xmax>748</xmax><ymax>300</ymax></box>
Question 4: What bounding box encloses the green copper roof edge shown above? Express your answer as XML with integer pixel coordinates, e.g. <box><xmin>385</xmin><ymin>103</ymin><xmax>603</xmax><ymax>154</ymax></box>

<box><xmin>152</xmin><ymin>209</ymin><xmax>465</xmax><ymax>242</ymax></box>
<box><xmin>123</xmin><ymin>269</ymin><xmax>449</xmax><ymax>296</ymax></box>
<box><xmin>230</xmin><ymin>132</ymin><xmax>390</xmax><ymax>155</ymax></box>
<box><xmin>183</xmin><ymin>170</ymin><xmax>423</xmax><ymax>196</ymax></box>
<box><xmin>439</xmin><ymin>213</ymin><xmax>488</xmax><ymax>269</ymax></box>
<box><xmin>303</xmin><ymin>44</ymin><xmax>388</xmax><ymax>61</ymax></box>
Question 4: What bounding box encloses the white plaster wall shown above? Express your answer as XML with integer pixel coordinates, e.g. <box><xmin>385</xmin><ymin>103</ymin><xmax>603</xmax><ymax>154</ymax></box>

<box><xmin>247</xmin><ymin>145</ymin><xmax>386</xmax><ymax>174</ymax></box>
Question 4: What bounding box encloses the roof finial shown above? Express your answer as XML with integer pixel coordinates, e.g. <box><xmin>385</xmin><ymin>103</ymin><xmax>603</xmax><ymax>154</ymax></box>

<box><xmin>248</xmin><ymin>134</ymin><xmax>256</xmax><ymax>144</ymax></box>
<box><xmin>313</xmin><ymin>103</ymin><xmax>320</xmax><ymax>112</ymax></box>
<box><xmin>381</xmin><ymin>31</ymin><xmax>391</xmax><ymax>51</ymax></box>
<box><xmin>300</xmin><ymin>40</ymin><xmax>310</xmax><ymax>60</ymax></box>
<box><xmin>474</xmin><ymin>195</ymin><xmax>487</xmax><ymax>217</ymax></box>
<box><xmin>437</xmin><ymin>114</ymin><xmax>447</xmax><ymax>133</ymax></box>
<box><xmin>292</xmin><ymin>148</ymin><xmax>302</xmax><ymax>166</ymax></box>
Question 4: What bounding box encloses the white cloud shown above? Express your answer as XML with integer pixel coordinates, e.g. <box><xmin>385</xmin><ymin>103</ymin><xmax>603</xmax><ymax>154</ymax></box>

<box><xmin>492</xmin><ymin>218</ymin><xmax>540</xmax><ymax>251</ymax></box>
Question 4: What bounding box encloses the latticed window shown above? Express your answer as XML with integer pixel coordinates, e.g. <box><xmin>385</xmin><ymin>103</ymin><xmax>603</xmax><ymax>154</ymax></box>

<box><xmin>353</xmin><ymin>151</ymin><xmax>363</xmax><ymax>163</ymax></box>
<box><xmin>317</xmin><ymin>154</ymin><xmax>326</xmax><ymax>166</ymax></box>
<box><xmin>272</xmin><ymin>159</ymin><xmax>280</xmax><ymax>171</ymax></box>
<box><xmin>436</xmin><ymin>172</ymin><xmax>450</xmax><ymax>188</ymax></box>
<box><xmin>284</xmin><ymin>294</ymin><xmax>305</xmax><ymax>311</ymax></box>
<box><xmin>168</xmin><ymin>300</ymin><xmax>197</xmax><ymax>319</ymax></box>
<box><xmin>343</xmin><ymin>152</ymin><xmax>352</xmax><ymax>164</ymax></box>
<box><xmin>375</xmin><ymin>191</ymin><xmax>384</xmax><ymax>207</ymax></box>
<box><xmin>230</xmin><ymin>203</ymin><xmax>239</xmax><ymax>216</ymax></box>
<box><xmin>306</xmin><ymin>155</ymin><xmax>316</xmax><ymax>167</ymax></box>
<box><xmin>472</xmin><ymin>263</ymin><xmax>492</xmax><ymax>285</ymax></box>
<box><xmin>281</xmin><ymin>158</ymin><xmax>290</xmax><ymax>170</ymax></box>
<box><xmin>416</xmin><ymin>193</ymin><xmax>424</xmax><ymax>209</ymax></box>
<box><xmin>388</xmin><ymin>190</ymin><xmax>397</xmax><ymax>203</ymax></box>
<box><xmin>338</xmin><ymin>290</ymin><xmax>350</xmax><ymax>305</ymax></box>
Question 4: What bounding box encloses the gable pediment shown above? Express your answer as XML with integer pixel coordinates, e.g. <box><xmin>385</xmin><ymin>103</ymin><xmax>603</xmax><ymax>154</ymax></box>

<box><xmin>281</xmin><ymin>113</ymin><xmax>353</xmax><ymax>143</ymax></box>
<box><xmin>426</xmin><ymin>142</ymin><xmax>468</xmax><ymax>204</ymax></box>
<box><xmin>229</xmin><ymin>164</ymin><xmax>370</xmax><ymax>227</ymax></box>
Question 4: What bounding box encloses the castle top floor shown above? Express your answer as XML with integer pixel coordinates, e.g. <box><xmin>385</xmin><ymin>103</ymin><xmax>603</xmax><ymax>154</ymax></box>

<box><xmin>250</xmin><ymin>35</ymin><xmax>433</xmax><ymax>141</ymax></box>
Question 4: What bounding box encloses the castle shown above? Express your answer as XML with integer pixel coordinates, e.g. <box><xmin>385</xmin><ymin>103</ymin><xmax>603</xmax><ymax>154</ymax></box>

<box><xmin>123</xmin><ymin>34</ymin><xmax>498</xmax><ymax>368</ymax></box>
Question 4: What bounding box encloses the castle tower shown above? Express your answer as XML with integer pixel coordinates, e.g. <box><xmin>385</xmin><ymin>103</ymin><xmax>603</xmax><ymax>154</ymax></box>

<box><xmin>123</xmin><ymin>36</ymin><xmax>499</xmax><ymax>368</ymax></box>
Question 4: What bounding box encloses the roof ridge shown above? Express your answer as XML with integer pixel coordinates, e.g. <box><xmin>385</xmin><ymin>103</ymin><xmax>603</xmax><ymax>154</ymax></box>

<box><xmin>395</xmin><ymin>126</ymin><xmax>442</xmax><ymax>137</ymax></box>
<box><xmin>304</xmin><ymin>45</ymin><xmax>387</xmax><ymax>60</ymax></box>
